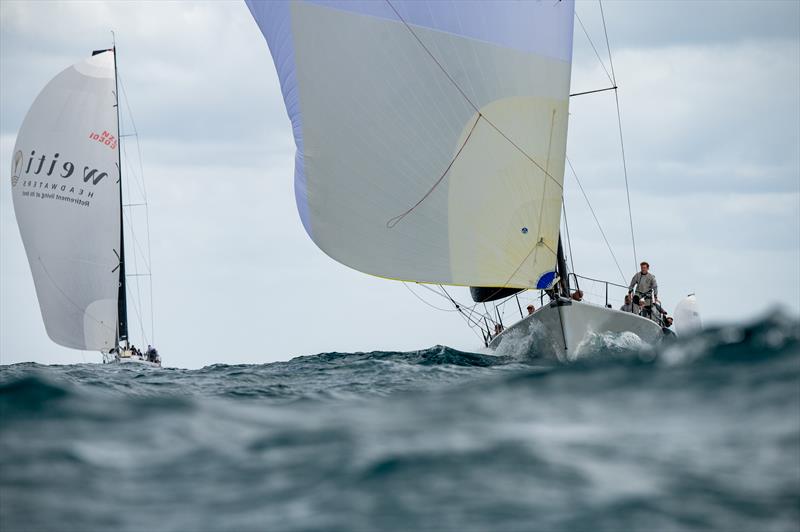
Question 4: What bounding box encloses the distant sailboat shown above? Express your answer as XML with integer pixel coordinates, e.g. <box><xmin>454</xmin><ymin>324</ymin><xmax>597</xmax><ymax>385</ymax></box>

<box><xmin>10</xmin><ymin>46</ymin><xmax>159</xmax><ymax>366</ymax></box>
<box><xmin>247</xmin><ymin>0</ymin><xmax>675</xmax><ymax>359</ymax></box>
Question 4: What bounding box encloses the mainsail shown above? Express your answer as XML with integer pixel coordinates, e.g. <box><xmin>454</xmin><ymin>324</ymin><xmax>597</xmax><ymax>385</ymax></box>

<box><xmin>248</xmin><ymin>0</ymin><xmax>574</xmax><ymax>289</ymax></box>
<box><xmin>11</xmin><ymin>51</ymin><xmax>121</xmax><ymax>350</ymax></box>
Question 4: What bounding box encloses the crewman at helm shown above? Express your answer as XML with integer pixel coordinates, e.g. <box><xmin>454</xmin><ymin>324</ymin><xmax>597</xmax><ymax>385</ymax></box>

<box><xmin>628</xmin><ymin>261</ymin><xmax>659</xmax><ymax>318</ymax></box>
<box><xmin>628</xmin><ymin>261</ymin><xmax>658</xmax><ymax>300</ymax></box>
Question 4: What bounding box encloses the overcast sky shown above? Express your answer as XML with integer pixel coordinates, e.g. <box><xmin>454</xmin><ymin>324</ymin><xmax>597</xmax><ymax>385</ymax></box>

<box><xmin>1</xmin><ymin>1</ymin><xmax>798</xmax><ymax>368</ymax></box>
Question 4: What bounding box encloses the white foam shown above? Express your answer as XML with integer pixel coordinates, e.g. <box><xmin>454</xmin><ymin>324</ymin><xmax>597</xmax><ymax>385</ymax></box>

<box><xmin>490</xmin><ymin>319</ymin><xmax>553</xmax><ymax>361</ymax></box>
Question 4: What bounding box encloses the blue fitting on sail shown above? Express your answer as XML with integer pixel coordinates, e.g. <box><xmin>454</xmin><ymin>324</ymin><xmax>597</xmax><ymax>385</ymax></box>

<box><xmin>536</xmin><ymin>271</ymin><xmax>557</xmax><ymax>290</ymax></box>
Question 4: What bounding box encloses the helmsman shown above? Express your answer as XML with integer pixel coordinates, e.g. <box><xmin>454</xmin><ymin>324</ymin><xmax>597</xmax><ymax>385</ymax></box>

<box><xmin>628</xmin><ymin>261</ymin><xmax>658</xmax><ymax>301</ymax></box>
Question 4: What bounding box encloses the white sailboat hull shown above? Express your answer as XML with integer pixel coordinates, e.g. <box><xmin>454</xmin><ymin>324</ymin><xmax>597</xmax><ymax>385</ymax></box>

<box><xmin>113</xmin><ymin>357</ymin><xmax>161</xmax><ymax>368</ymax></box>
<box><xmin>103</xmin><ymin>350</ymin><xmax>161</xmax><ymax>367</ymax></box>
<box><xmin>489</xmin><ymin>298</ymin><xmax>665</xmax><ymax>361</ymax></box>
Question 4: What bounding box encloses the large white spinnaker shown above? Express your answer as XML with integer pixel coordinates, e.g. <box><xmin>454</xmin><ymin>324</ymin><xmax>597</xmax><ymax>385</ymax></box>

<box><xmin>247</xmin><ymin>0</ymin><xmax>575</xmax><ymax>290</ymax></box>
<box><xmin>11</xmin><ymin>51</ymin><xmax>121</xmax><ymax>351</ymax></box>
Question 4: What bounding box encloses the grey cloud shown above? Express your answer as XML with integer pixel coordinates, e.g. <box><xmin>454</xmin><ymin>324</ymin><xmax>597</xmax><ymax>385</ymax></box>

<box><xmin>575</xmin><ymin>0</ymin><xmax>800</xmax><ymax>50</ymax></box>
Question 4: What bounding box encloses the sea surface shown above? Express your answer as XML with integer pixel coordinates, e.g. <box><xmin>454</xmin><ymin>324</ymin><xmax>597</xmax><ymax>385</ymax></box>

<box><xmin>1</xmin><ymin>313</ymin><xmax>799</xmax><ymax>532</ymax></box>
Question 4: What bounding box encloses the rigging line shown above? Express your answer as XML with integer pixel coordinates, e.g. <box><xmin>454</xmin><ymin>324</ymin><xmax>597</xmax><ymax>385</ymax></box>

<box><xmin>432</xmin><ymin>285</ymin><xmax>485</xmax><ymax>330</ymax></box>
<box><xmin>120</xmin><ymin>112</ymin><xmax>145</xmax><ymax>345</ymax></box>
<box><xmin>457</xmin><ymin>310</ymin><xmax>489</xmax><ymax>343</ymax></box>
<box><xmin>145</xmin><ymin>202</ymin><xmax>154</xmax><ymax>344</ymax></box>
<box><xmin>448</xmin><ymin>301</ymin><xmax>487</xmax><ymax>342</ymax></box>
<box><xmin>120</xmin><ymin>128</ymin><xmax>147</xmax><ymax>209</ymax></box>
<box><xmin>599</xmin><ymin>0</ymin><xmax>637</xmax><ymax>268</ymax></box>
<box><xmin>418</xmin><ymin>282</ymin><xmax>465</xmax><ymax>305</ymax></box>
<box><xmin>402</xmin><ymin>282</ymin><xmax>460</xmax><ymax>312</ymax></box>
<box><xmin>125</xmin><ymin>280</ymin><xmax>149</xmax><ymax>346</ymax></box>
<box><xmin>415</xmin><ymin>283</ymin><xmax>485</xmax><ymax>342</ymax></box>
<box><xmin>119</xmin><ymin>73</ymin><xmax>155</xmax><ymax>342</ymax></box>
<box><xmin>125</xmin><ymin>227</ymin><xmax>147</xmax><ymax>344</ymax></box>
<box><xmin>598</xmin><ymin>0</ymin><xmax>618</xmax><ymax>85</ymax></box>
<box><xmin>575</xmin><ymin>11</ymin><xmax>614</xmax><ymax>84</ymax></box>
<box><xmin>437</xmin><ymin>284</ymin><xmax>487</xmax><ymax>330</ymax></box>
<box><xmin>387</xmin><ymin>114</ymin><xmax>480</xmax><ymax>228</ymax></box>
<box><xmin>569</xmin><ymin>86</ymin><xmax>617</xmax><ymax>98</ymax></box>
<box><xmin>562</xmin><ymin>196</ymin><xmax>576</xmax><ymax>274</ymax></box>
<box><xmin>119</xmin><ymin>147</ymin><xmax>151</xmax><ymax>344</ymax></box>
<box><xmin>121</xmin><ymin>205</ymin><xmax>151</xmax><ymax>272</ymax></box>
<box><xmin>440</xmin><ymin>288</ymin><xmax>486</xmax><ymax>330</ymax></box>
<box><xmin>117</xmin><ymin>74</ymin><xmax>147</xmax><ymax>202</ymax></box>
<box><xmin>612</xmin><ymin>88</ymin><xmax>637</xmax><ymax>269</ymax></box>
<box><xmin>566</xmin><ymin>156</ymin><xmax>626</xmax><ymax>283</ymax></box>
<box><xmin>119</xmin><ymin>158</ymin><xmax>152</xmax><ymax>274</ymax></box>
<box><xmin>383</xmin><ymin>0</ymin><xmax>564</xmax><ymax>190</ymax></box>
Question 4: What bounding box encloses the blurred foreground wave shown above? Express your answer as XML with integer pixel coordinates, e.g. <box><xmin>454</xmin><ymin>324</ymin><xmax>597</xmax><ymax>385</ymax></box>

<box><xmin>1</xmin><ymin>312</ymin><xmax>798</xmax><ymax>531</ymax></box>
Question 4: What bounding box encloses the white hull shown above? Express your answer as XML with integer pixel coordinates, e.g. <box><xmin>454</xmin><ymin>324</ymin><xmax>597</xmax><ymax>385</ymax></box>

<box><xmin>104</xmin><ymin>351</ymin><xmax>161</xmax><ymax>367</ymax></box>
<box><xmin>489</xmin><ymin>298</ymin><xmax>665</xmax><ymax>361</ymax></box>
<box><xmin>114</xmin><ymin>357</ymin><xmax>160</xmax><ymax>367</ymax></box>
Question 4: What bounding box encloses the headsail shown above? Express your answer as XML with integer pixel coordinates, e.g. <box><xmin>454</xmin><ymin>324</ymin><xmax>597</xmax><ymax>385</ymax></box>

<box><xmin>11</xmin><ymin>51</ymin><xmax>121</xmax><ymax>350</ymax></box>
<box><xmin>247</xmin><ymin>0</ymin><xmax>575</xmax><ymax>289</ymax></box>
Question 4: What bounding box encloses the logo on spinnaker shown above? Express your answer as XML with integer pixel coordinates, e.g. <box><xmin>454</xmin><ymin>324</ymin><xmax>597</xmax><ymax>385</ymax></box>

<box><xmin>11</xmin><ymin>150</ymin><xmax>23</xmax><ymax>187</ymax></box>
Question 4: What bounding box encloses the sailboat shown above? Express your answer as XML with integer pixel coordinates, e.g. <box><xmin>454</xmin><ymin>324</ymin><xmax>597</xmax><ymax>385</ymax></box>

<box><xmin>246</xmin><ymin>1</ymin><xmax>676</xmax><ymax>360</ymax></box>
<box><xmin>10</xmin><ymin>46</ymin><xmax>160</xmax><ymax>367</ymax></box>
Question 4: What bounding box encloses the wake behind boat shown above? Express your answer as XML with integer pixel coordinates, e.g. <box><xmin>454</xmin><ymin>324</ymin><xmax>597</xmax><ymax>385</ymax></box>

<box><xmin>10</xmin><ymin>43</ymin><xmax>160</xmax><ymax>367</ymax></box>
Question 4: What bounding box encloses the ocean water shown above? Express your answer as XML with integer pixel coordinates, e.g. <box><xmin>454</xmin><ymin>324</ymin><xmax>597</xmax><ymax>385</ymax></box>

<box><xmin>1</xmin><ymin>313</ymin><xmax>799</xmax><ymax>532</ymax></box>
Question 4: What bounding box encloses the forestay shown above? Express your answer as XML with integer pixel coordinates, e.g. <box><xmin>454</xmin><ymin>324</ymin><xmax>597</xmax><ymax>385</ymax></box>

<box><xmin>247</xmin><ymin>0</ymin><xmax>574</xmax><ymax>289</ymax></box>
<box><xmin>11</xmin><ymin>51</ymin><xmax>121</xmax><ymax>350</ymax></box>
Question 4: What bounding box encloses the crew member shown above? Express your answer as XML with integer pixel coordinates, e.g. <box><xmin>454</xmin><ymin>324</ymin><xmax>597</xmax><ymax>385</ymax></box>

<box><xmin>620</xmin><ymin>294</ymin><xmax>636</xmax><ymax>313</ymax></box>
<box><xmin>663</xmin><ymin>316</ymin><xmax>677</xmax><ymax>338</ymax></box>
<box><xmin>526</xmin><ymin>304</ymin><xmax>535</xmax><ymax>315</ymax></box>
<box><xmin>571</xmin><ymin>290</ymin><xmax>584</xmax><ymax>302</ymax></box>
<box><xmin>629</xmin><ymin>261</ymin><xmax>658</xmax><ymax>317</ymax></box>
<box><xmin>628</xmin><ymin>261</ymin><xmax>658</xmax><ymax>300</ymax></box>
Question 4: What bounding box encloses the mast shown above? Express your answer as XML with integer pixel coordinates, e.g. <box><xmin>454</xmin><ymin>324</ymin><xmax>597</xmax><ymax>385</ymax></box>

<box><xmin>556</xmin><ymin>234</ymin><xmax>570</xmax><ymax>298</ymax></box>
<box><xmin>112</xmin><ymin>42</ymin><xmax>128</xmax><ymax>346</ymax></box>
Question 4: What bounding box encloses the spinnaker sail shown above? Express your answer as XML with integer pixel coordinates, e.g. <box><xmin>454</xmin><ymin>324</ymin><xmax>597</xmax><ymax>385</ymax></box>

<box><xmin>247</xmin><ymin>0</ymin><xmax>575</xmax><ymax>290</ymax></box>
<box><xmin>10</xmin><ymin>51</ymin><xmax>121</xmax><ymax>350</ymax></box>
